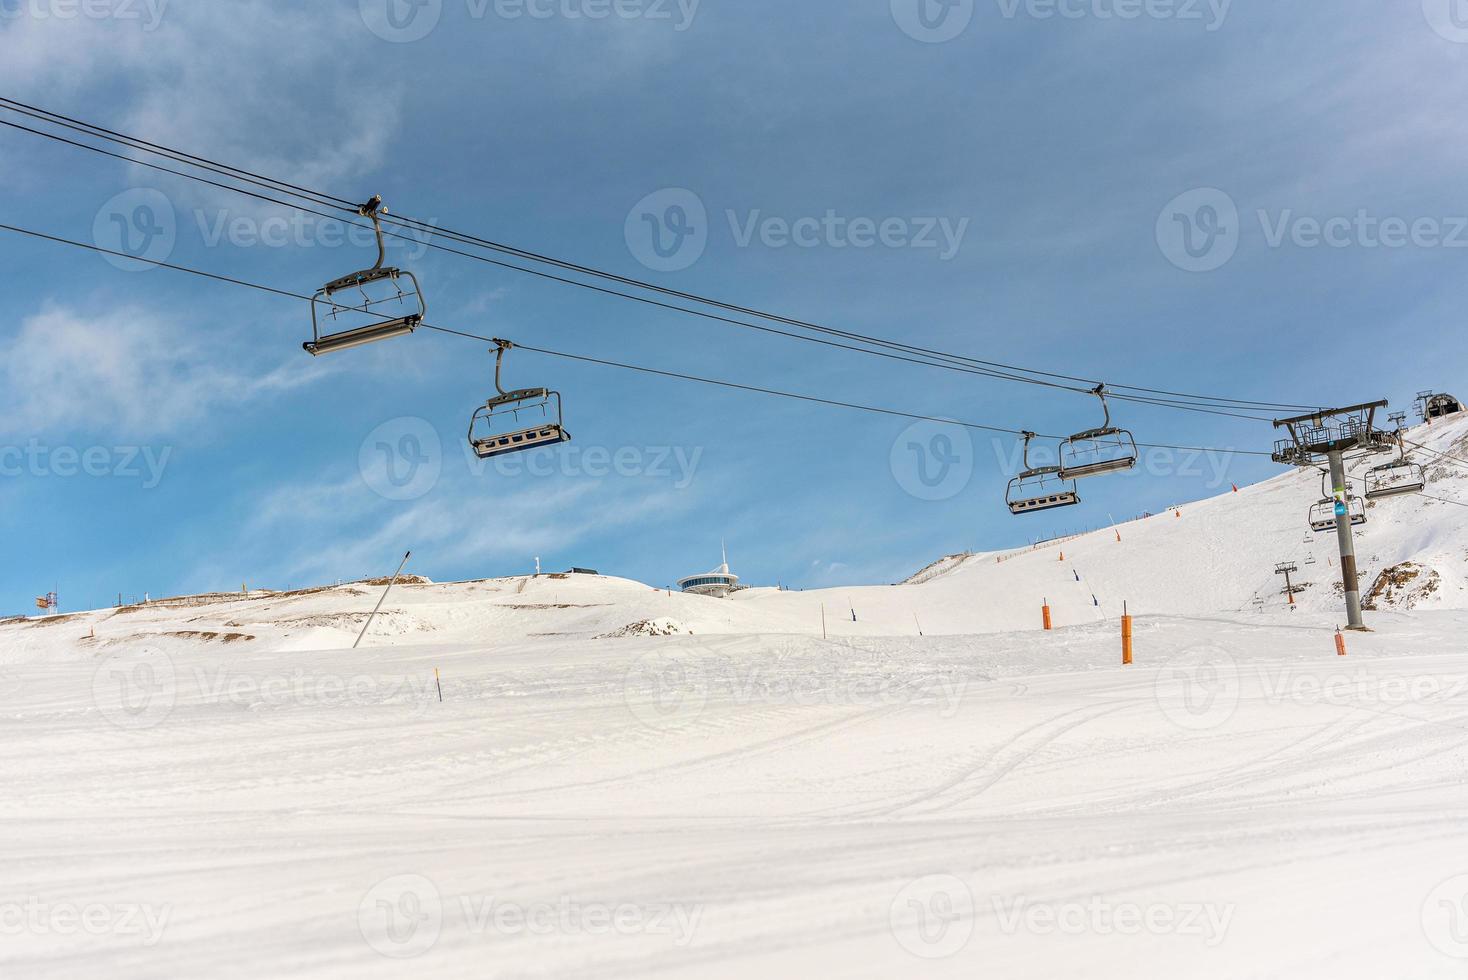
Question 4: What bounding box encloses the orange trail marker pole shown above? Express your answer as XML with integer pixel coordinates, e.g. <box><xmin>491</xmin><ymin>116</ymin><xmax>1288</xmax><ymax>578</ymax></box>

<box><xmin>1122</xmin><ymin>601</ymin><xmax>1134</xmax><ymax>666</ymax></box>
<box><xmin>1335</xmin><ymin>630</ymin><xmax>1347</xmax><ymax>657</ymax></box>
<box><xmin>1042</xmin><ymin>601</ymin><xmax>1053</xmax><ymax>631</ymax></box>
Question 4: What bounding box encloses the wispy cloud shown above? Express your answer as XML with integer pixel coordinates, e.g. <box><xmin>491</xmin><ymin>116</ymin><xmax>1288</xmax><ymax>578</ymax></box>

<box><xmin>0</xmin><ymin>5</ymin><xmax>401</xmax><ymax>204</ymax></box>
<box><xmin>0</xmin><ymin>303</ymin><xmax>326</xmax><ymax>441</ymax></box>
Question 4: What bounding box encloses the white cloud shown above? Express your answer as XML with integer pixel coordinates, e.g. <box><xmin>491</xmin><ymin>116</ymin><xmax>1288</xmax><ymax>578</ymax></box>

<box><xmin>0</xmin><ymin>303</ymin><xmax>325</xmax><ymax>440</ymax></box>
<box><xmin>209</xmin><ymin>465</ymin><xmax>702</xmax><ymax>590</ymax></box>
<box><xmin>0</xmin><ymin>4</ymin><xmax>402</xmax><ymax>203</ymax></box>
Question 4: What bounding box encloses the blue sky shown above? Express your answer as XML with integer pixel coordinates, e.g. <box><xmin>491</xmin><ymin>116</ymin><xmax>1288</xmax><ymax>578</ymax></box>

<box><xmin>1</xmin><ymin>0</ymin><xmax>1465</xmax><ymax>613</ymax></box>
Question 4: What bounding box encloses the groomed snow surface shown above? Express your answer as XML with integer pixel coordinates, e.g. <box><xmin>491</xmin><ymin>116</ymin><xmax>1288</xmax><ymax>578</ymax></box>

<box><xmin>5</xmin><ymin>415</ymin><xmax>1468</xmax><ymax>978</ymax></box>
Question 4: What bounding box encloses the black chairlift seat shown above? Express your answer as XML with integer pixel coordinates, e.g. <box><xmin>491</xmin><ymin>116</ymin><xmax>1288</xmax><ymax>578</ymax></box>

<box><xmin>468</xmin><ymin>341</ymin><xmax>571</xmax><ymax>461</ymax></box>
<box><xmin>305</xmin><ymin>196</ymin><xmax>426</xmax><ymax>356</ymax></box>
<box><xmin>1059</xmin><ymin>385</ymin><xmax>1139</xmax><ymax>481</ymax></box>
<box><xmin>1007</xmin><ymin>474</ymin><xmax>1081</xmax><ymax>515</ymax></box>
<box><xmin>1006</xmin><ymin>432</ymin><xmax>1080</xmax><ymax>515</ymax></box>
<box><xmin>1364</xmin><ymin>434</ymin><xmax>1427</xmax><ymax>500</ymax></box>
<box><xmin>1308</xmin><ymin>496</ymin><xmax>1367</xmax><ymax>532</ymax></box>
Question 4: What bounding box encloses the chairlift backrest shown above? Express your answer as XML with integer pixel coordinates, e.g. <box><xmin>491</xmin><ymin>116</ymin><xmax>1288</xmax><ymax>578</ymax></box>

<box><xmin>468</xmin><ymin>340</ymin><xmax>570</xmax><ymax>461</ymax></box>
<box><xmin>1007</xmin><ymin>432</ymin><xmax>1080</xmax><ymax>515</ymax></box>
<box><xmin>305</xmin><ymin>196</ymin><xmax>426</xmax><ymax>356</ymax></box>
<box><xmin>1059</xmin><ymin>385</ymin><xmax>1138</xmax><ymax>481</ymax></box>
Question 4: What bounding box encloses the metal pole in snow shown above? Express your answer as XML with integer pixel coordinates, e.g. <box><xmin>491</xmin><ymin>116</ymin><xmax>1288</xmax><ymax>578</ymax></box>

<box><xmin>1327</xmin><ymin>451</ymin><xmax>1365</xmax><ymax>630</ymax></box>
<box><xmin>353</xmin><ymin>551</ymin><xmax>412</xmax><ymax>650</ymax></box>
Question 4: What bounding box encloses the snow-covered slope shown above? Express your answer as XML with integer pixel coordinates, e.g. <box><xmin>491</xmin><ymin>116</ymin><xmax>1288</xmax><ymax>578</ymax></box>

<box><xmin>4</xmin><ymin>414</ymin><xmax>1468</xmax><ymax>980</ymax></box>
<box><xmin>7</xmin><ymin>414</ymin><xmax>1465</xmax><ymax>661</ymax></box>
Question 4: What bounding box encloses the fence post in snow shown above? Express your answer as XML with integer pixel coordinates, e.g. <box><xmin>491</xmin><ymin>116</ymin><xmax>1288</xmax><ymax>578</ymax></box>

<box><xmin>1122</xmin><ymin>601</ymin><xmax>1134</xmax><ymax>666</ymax></box>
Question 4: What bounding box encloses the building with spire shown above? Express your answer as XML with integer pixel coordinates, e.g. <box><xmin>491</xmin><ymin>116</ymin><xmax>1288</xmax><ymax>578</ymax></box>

<box><xmin>677</xmin><ymin>543</ymin><xmax>743</xmax><ymax>598</ymax></box>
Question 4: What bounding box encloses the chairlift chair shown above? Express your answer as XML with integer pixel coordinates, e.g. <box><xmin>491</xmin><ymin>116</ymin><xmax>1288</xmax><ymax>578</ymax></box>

<box><xmin>305</xmin><ymin>196</ymin><xmax>426</xmax><ymax>356</ymax></box>
<box><xmin>1364</xmin><ymin>435</ymin><xmax>1427</xmax><ymax>500</ymax></box>
<box><xmin>1059</xmin><ymin>385</ymin><xmax>1139</xmax><ymax>481</ymax></box>
<box><xmin>1308</xmin><ymin>496</ymin><xmax>1367</xmax><ymax>532</ymax></box>
<box><xmin>468</xmin><ymin>340</ymin><xmax>570</xmax><ymax>460</ymax></box>
<box><xmin>1007</xmin><ymin>432</ymin><xmax>1080</xmax><ymax>515</ymax></box>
